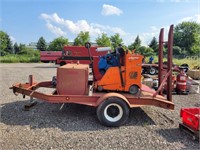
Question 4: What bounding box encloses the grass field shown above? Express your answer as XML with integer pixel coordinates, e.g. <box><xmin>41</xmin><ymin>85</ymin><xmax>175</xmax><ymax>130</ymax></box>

<box><xmin>1</xmin><ymin>54</ymin><xmax>199</xmax><ymax>69</ymax></box>
<box><xmin>147</xmin><ymin>56</ymin><xmax>200</xmax><ymax>69</ymax></box>
<box><xmin>0</xmin><ymin>54</ymin><xmax>40</xmax><ymax>63</ymax></box>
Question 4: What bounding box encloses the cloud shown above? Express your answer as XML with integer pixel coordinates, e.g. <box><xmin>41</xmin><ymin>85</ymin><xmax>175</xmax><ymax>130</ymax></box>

<box><xmin>46</xmin><ymin>22</ymin><xmax>66</xmax><ymax>37</ymax></box>
<box><xmin>40</xmin><ymin>13</ymin><xmax>127</xmax><ymax>39</ymax></box>
<box><xmin>179</xmin><ymin>14</ymin><xmax>200</xmax><ymax>23</ymax></box>
<box><xmin>137</xmin><ymin>25</ymin><xmax>170</xmax><ymax>46</ymax></box>
<box><xmin>92</xmin><ymin>23</ymin><xmax>127</xmax><ymax>36</ymax></box>
<box><xmin>139</xmin><ymin>14</ymin><xmax>200</xmax><ymax>46</ymax></box>
<box><xmin>101</xmin><ymin>4</ymin><xmax>123</xmax><ymax>16</ymax></box>
<box><xmin>10</xmin><ymin>35</ymin><xmax>16</xmax><ymax>43</ymax></box>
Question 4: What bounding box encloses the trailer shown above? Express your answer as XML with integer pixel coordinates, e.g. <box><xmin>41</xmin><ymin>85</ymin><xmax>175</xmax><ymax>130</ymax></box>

<box><xmin>10</xmin><ymin>25</ymin><xmax>175</xmax><ymax>127</ymax></box>
<box><xmin>40</xmin><ymin>51</ymin><xmax>62</xmax><ymax>63</ymax></box>
<box><xmin>40</xmin><ymin>46</ymin><xmax>109</xmax><ymax>66</ymax></box>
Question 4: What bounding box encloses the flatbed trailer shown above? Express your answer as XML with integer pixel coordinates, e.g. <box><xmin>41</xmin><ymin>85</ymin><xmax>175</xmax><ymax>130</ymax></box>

<box><xmin>10</xmin><ymin>25</ymin><xmax>174</xmax><ymax>127</ymax></box>
<box><xmin>10</xmin><ymin>78</ymin><xmax>174</xmax><ymax>127</ymax></box>
<box><xmin>11</xmin><ymin>80</ymin><xmax>174</xmax><ymax>109</ymax></box>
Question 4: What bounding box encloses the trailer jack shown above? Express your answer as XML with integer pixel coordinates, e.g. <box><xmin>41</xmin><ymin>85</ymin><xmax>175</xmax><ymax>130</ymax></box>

<box><xmin>24</xmin><ymin>97</ymin><xmax>37</xmax><ymax>111</ymax></box>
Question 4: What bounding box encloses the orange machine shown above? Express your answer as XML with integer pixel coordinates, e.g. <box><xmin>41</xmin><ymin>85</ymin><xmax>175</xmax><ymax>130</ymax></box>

<box><xmin>95</xmin><ymin>51</ymin><xmax>143</xmax><ymax>95</ymax></box>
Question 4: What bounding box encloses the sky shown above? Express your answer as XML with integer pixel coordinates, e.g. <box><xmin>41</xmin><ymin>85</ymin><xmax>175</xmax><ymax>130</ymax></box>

<box><xmin>1</xmin><ymin>0</ymin><xmax>200</xmax><ymax>46</ymax></box>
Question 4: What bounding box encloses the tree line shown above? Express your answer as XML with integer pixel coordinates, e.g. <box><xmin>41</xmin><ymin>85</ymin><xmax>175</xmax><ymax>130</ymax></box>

<box><xmin>1</xmin><ymin>21</ymin><xmax>199</xmax><ymax>57</ymax></box>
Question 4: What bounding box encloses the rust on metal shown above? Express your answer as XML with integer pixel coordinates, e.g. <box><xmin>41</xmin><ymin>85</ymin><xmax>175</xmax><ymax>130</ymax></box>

<box><xmin>158</xmin><ymin>28</ymin><xmax>164</xmax><ymax>95</ymax></box>
<box><xmin>167</xmin><ymin>25</ymin><xmax>174</xmax><ymax>102</ymax></box>
<box><xmin>11</xmin><ymin>81</ymin><xmax>174</xmax><ymax>110</ymax></box>
<box><xmin>153</xmin><ymin>70</ymin><xmax>171</xmax><ymax>97</ymax></box>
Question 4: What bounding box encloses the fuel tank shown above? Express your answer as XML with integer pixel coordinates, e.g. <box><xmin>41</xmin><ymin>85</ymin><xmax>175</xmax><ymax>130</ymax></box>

<box><xmin>56</xmin><ymin>63</ymin><xmax>89</xmax><ymax>95</ymax></box>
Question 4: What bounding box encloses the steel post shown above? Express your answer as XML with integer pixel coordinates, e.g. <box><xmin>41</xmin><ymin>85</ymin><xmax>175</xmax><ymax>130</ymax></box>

<box><xmin>158</xmin><ymin>28</ymin><xmax>164</xmax><ymax>95</ymax></box>
<box><xmin>167</xmin><ymin>25</ymin><xmax>174</xmax><ymax>101</ymax></box>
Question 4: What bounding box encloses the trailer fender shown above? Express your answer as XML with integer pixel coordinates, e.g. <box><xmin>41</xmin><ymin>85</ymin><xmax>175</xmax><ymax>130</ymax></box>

<box><xmin>96</xmin><ymin>92</ymin><xmax>130</xmax><ymax>107</ymax></box>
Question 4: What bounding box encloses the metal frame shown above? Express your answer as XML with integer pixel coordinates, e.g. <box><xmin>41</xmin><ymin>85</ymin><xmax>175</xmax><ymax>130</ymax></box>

<box><xmin>11</xmin><ymin>80</ymin><xmax>174</xmax><ymax>110</ymax></box>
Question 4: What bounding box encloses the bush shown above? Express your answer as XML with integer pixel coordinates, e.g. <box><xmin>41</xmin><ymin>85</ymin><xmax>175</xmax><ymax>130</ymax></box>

<box><xmin>137</xmin><ymin>46</ymin><xmax>155</xmax><ymax>57</ymax></box>
<box><xmin>0</xmin><ymin>53</ymin><xmax>40</xmax><ymax>63</ymax></box>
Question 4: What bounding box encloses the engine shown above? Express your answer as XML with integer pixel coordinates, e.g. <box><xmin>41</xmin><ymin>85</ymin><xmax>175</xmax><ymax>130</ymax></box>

<box><xmin>98</xmin><ymin>53</ymin><xmax>119</xmax><ymax>75</ymax></box>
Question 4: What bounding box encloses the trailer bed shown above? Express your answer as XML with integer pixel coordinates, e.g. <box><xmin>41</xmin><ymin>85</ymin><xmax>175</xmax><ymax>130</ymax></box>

<box><xmin>11</xmin><ymin>81</ymin><xmax>174</xmax><ymax>110</ymax></box>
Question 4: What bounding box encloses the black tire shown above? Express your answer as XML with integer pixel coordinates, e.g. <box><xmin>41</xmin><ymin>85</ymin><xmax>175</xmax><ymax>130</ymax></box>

<box><xmin>60</xmin><ymin>61</ymin><xmax>66</xmax><ymax>66</ymax></box>
<box><xmin>149</xmin><ymin>67</ymin><xmax>157</xmax><ymax>75</ymax></box>
<box><xmin>129</xmin><ymin>85</ymin><xmax>139</xmax><ymax>95</ymax></box>
<box><xmin>181</xmin><ymin>63</ymin><xmax>189</xmax><ymax>68</ymax></box>
<box><xmin>41</xmin><ymin>61</ymin><xmax>50</xmax><ymax>63</ymax></box>
<box><xmin>97</xmin><ymin>97</ymin><xmax>130</xmax><ymax>127</ymax></box>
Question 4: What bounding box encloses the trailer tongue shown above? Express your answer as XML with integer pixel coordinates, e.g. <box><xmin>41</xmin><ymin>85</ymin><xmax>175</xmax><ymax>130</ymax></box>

<box><xmin>10</xmin><ymin>25</ymin><xmax>174</xmax><ymax>127</ymax></box>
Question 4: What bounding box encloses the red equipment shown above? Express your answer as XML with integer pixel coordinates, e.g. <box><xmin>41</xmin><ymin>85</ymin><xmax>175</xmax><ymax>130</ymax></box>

<box><xmin>40</xmin><ymin>51</ymin><xmax>62</xmax><ymax>63</ymax></box>
<box><xmin>57</xmin><ymin>46</ymin><xmax>108</xmax><ymax>66</ymax></box>
<box><xmin>10</xmin><ymin>25</ymin><xmax>175</xmax><ymax>127</ymax></box>
<box><xmin>176</xmin><ymin>69</ymin><xmax>188</xmax><ymax>94</ymax></box>
<box><xmin>179</xmin><ymin>108</ymin><xmax>200</xmax><ymax>140</ymax></box>
<box><xmin>40</xmin><ymin>46</ymin><xmax>109</xmax><ymax>66</ymax></box>
<box><xmin>56</xmin><ymin>64</ymin><xmax>89</xmax><ymax>95</ymax></box>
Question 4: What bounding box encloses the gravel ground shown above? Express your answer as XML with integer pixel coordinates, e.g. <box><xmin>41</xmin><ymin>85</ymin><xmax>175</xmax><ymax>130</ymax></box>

<box><xmin>0</xmin><ymin>63</ymin><xmax>199</xmax><ymax>150</ymax></box>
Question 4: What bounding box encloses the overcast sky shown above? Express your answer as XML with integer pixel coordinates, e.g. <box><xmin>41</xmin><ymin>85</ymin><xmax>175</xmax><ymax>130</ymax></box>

<box><xmin>1</xmin><ymin>0</ymin><xmax>200</xmax><ymax>46</ymax></box>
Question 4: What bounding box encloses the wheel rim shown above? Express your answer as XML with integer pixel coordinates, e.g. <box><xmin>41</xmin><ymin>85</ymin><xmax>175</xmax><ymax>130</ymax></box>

<box><xmin>97</xmin><ymin>86</ymin><xmax>103</xmax><ymax>92</ymax></box>
<box><xmin>129</xmin><ymin>85</ymin><xmax>138</xmax><ymax>95</ymax></box>
<box><xmin>104</xmin><ymin>103</ymin><xmax>123</xmax><ymax>122</ymax></box>
<box><xmin>149</xmin><ymin>68</ymin><xmax>156</xmax><ymax>74</ymax></box>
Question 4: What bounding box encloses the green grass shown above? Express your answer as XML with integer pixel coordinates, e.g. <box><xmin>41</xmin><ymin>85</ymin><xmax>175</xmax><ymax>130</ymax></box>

<box><xmin>173</xmin><ymin>58</ymin><xmax>200</xmax><ymax>69</ymax></box>
<box><xmin>146</xmin><ymin>56</ymin><xmax>200</xmax><ymax>69</ymax></box>
<box><xmin>0</xmin><ymin>54</ymin><xmax>40</xmax><ymax>63</ymax></box>
<box><xmin>1</xmin><ymin>54</ymin><xmax>199</xmax><ymax>69</ymax></box>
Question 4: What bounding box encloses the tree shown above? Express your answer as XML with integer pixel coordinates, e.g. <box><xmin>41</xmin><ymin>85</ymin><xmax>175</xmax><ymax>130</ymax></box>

<box><xmin>174</xmin><ymin>21</ymin><xmax>200</xmax><ymax>55</ymax></box>
<box><xmin>95</xmin><ymin>33</ymin><xmax>111</xmax><ymax>47</ymax></box>
<box><xmin>0</xmin><ymin>31</ymin><xmax>13</xmax><ymax>55</ymax></box>
<box><xmin>148</xmin><ymin>37</ymin><xmax>158</xmax><ymax>53</ymax></box>
<box><xmin>18</xmin><ymin>44</ymin><xmax>26</xmax><ymax>54</ymax></box>
<box><xmin>17</xmin><ymin>43</ymin><xmax>39</xmax><ymax>57</ymax></box>
<box><xmin>13</xmin><ymin>43</ymin><xmax>20</xmax><ymax>54</ymax></box>
<box><xmin>110</xmin><ymin>33</ymin><xmax>123</xmax><ymax>50</ymax></box>
<box><xmin>136</xmin><ymin>46</ymin><xmax>154</xmax><ymax>57</ymax></box>
<box><xmin>48</xmin><ymin>37</ymin><xmax>69</xmax><ymax>51</ymax></box>
<box><xmin>74</xmin><ymin>31</ymin><xmax>90</xmax><ymax>46</ymax></box>
<box><xmin>36</xmin><ymin>37</ymin><xmax>47</xmax><ymax>51</ymax></box>
<box><xmin>128</xmin><ymin>35</ymin><xmax>141</xmax><ymax>50</ymax></box>
<box><xmin>173</xmin><ymin>46</ymin><xmax>182</xmax><ymax>56</ymax></box>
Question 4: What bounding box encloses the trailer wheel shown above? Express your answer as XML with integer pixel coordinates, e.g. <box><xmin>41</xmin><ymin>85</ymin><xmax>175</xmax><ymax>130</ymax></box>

<box><xmin>129</xmin><ymin>85</ymin><xmax>139</xmax><ymax>95</ymax></box>
<box><xmin>97</xmin><ymin>97</ymin><xmax>130</xmax><ymax>127</ymax></box>
<box><xmin>60</xmin><ymin>61</ymin><xmax>66</xmax><ymax>66</ymax></box>
<box><xmin>149</xmin><ymin>67</ymin><xmax>157</xmax><ymax>75</ymax></box>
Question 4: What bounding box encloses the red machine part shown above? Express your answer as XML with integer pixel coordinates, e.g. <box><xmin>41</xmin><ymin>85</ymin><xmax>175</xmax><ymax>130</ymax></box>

<box><xmin>56</xmin><ymin>46</ymin><xmax>109</xmax><ymax>66</ymax></box>
<box><xmin>56</xmin><ymin>64</ymin><xmax>89</xmax><ymax>95</ymax></box>
<box><xmin>40</xmin><ymin>46</ymin><xmax>109</xmax><ymax>65</ymax></box>
<box><xmin>180</xmin><ymin>108</ymin><xmax>200</xmax><ymax>131</ymax></box>
<box><xmin>40</xmin><ymin>51</ymin><xmax>62</xmax><ymax>62</ymax></box>
<box><xmin>176</xmin><ymin>71</ymin><xmax>187</xmax><ymax>93</ymax></box>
